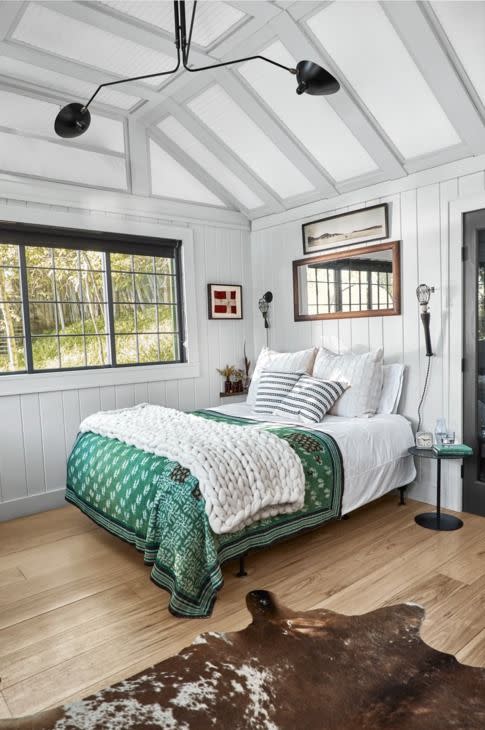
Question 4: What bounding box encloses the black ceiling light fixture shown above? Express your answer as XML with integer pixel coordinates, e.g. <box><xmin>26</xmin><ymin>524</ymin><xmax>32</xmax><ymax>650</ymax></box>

<box><xmin>54</xmin><ymin>0</ymin><xmax>340</xmax><ymax>138</ymax></box>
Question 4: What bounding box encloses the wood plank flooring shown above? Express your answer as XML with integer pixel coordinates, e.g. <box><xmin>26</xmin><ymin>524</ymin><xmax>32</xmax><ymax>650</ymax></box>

<box><xmin>1</xmin><ymin>496</ymin><xmax>485</xmax><ymax>718</ymax></box>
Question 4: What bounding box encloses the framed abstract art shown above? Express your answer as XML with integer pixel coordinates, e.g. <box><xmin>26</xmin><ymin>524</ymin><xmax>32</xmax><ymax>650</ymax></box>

<box><xmin>207</xmin><ymin>284</ymin><xmax>243</xmax><ymax>320</ymax></box>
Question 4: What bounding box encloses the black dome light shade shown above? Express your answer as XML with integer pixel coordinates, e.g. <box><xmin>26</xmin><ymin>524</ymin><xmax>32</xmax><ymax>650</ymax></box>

<box><xmin>54</xmin><ymin>103</ymin><xmax>91</xmax><ymax>138</ymax></box>
<box><xmin>295</xmin><ymin>61</ymin><xmax>340</xmax><ymax>96</ymax></box>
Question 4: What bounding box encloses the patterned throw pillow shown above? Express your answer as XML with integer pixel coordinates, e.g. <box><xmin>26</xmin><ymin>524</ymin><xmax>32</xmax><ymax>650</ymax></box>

<box><xmin>273</xmin><ymin>375</ymin><xmax>348</xmax><ymax>424</ymax></box>
<box><xmin>252</xmin><ymin>370</ymin><xmax>303</xmax><ymax>415</ymax></box>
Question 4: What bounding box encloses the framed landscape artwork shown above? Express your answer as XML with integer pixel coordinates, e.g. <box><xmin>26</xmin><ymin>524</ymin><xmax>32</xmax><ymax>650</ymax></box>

<box><xmin>207</xmin><ymin>283</ymin><xmax>243</xmax><ymax>320</ymax></box>
<box><xmin>302</xmin><ymin>203</ymin><xmax>389</xmax><ymax>255</ymax></box>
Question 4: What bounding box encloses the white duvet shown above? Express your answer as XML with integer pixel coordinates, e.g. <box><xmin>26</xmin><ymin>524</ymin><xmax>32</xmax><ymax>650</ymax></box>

<box><xmin>209</xmin><ymin>403</ymin><xmax>417</xmax><ymax>515</ymax></box>
<box><xmin>79</xmin><ymin>403</ymin><xmax>305</xmax><ymax>534</ymax></box>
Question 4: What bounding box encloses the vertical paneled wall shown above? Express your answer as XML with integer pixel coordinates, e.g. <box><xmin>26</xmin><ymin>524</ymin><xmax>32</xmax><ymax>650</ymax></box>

<box><xmin>0</xmin><ymin>205</ymin><xmax>252</xmax><ymax>518</ymax></box>
<box><xmin>251</xmin><ymin>168</ymin><xmax>485</xmax><ymax>510</ymax></box>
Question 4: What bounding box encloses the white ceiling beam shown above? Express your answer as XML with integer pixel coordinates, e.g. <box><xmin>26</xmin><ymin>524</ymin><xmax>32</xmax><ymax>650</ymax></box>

<box><xmin>277</xmin><ymin>12</ymin><xmax>407</xmax><ymax>180</ymax></box>
<box><xmin>45</xmin><ymin>1</ymin><xmax>210</xmax><ymax>66</ymax></box>
<box><xmin>216</xmin><ymin>69</ymin><xmax>338</xmax><ymax>199</ymax></box>
<box><xmin>149</xmin><ymin>128</ymin><xmax>241</xmax><ymax>212</ymax></box>
<box><xmin>272</xmin><ymin>11</ymin><xmax>406</xmax><ymax>182</ymax></box>
<box><xmin>155</xmin><ymin>97</ymin><xmax>285</xmax><ymax>215</ymax></box>
<box><xmin>0</xmin><ymin>40</ymin><xmax>156</xmax><ymax>104</ymax></box>
<box><xmin>0</xmin><ymin>1</ymin><xmax>24</xmax><ymax>40</ymax></box>
<box><xmin>127</xmin><ymin>117</ymin><xmax>150</xmax><ymax>196</ymax></box>
<box><xmin>382</xmin><ymin>0</ymin><xmax>485</xmax><ymax>154</ymax></box>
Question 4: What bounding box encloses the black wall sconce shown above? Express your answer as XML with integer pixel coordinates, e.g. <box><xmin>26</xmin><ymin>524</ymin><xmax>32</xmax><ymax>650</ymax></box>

<box><xmin>416</xmin><ymin>284</ymin><xmax>435</xmax><ymax>357</ymax></box>
<box><xmin>258</xmin><ymin>291</ymin><xmax>273</xmax><ymax>346</ymax></box>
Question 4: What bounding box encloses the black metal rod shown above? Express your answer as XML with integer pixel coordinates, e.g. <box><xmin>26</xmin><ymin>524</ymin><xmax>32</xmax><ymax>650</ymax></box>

<box><xmin>436</xmin><ymin>458</ymin><xmax>441</xmax><ymax>520</ymax></box>
<box><xmin>185</xmin><ymin>0</ymin><xmax>196</xmax><ymax>65</ymax></box>
<box><xmin>421</xmin><ymin>311</ymin><xmax>433</xmax><ymax>357</ymax></box>
<box><xmin>236</xmin><ymin>555</ymin><xmax>247</xmax><ymax>577</ymax></box>
<box><xmin>183</xmin><ymin>53</ymin><xmax>295</xmax><ymax>75</ymax></box>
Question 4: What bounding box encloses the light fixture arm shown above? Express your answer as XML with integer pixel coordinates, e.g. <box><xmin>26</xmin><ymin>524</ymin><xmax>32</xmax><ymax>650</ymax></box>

<box><xmin>181</xmin><ymin>1</ymin><xmax>295</xmax><ymax>76</ymax></box>
<box><xmin>82</xmin><ymin>1</ymin><xmax>182</xmax><ymax>111</ymax></box>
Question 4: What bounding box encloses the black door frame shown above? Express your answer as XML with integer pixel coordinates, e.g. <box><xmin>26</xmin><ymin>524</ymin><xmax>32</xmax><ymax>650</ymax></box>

<box><xmin>463</xmin><ymin>208</ymin><xmax>485</xmax><ymax>515</ymax></box>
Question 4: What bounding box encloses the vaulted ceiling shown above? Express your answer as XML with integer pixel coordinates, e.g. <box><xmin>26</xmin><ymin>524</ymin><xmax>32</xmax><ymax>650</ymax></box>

<box><xmin>0</xmin><ymin>0</ymin><xmax>484</xmax><ymax>221</ymax></box>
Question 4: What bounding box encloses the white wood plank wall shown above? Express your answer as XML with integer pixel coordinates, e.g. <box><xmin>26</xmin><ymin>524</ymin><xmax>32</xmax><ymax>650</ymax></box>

<box><xmin>0</xmin><ymin>200</ymin><xmax>252</xmax><ymax>519</ymax></box>
<box><xmin>251</xmin><ymin>164</ymin><xmax>485</xmax><ymax>510</ymax></box>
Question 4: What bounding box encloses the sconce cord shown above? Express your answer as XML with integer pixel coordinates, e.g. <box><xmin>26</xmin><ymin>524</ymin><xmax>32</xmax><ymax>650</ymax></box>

<box><xmin>417</xmin><ymin>355</ymin><xmax>432</xmax><ymax>433</ymax></box>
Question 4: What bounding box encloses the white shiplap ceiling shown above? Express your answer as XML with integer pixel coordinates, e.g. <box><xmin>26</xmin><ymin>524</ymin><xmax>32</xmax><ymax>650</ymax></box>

<box><xmin>0</xmin><ymin>0</ymin><xmax>484</xmax><ymax>221</ymax></box>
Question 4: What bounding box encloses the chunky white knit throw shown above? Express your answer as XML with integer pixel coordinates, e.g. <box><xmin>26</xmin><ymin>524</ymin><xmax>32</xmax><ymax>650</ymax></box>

<box><xmin>79</xmin><ymin>404</ymin><xmax>305</xmax><ymax>534</ymax></box>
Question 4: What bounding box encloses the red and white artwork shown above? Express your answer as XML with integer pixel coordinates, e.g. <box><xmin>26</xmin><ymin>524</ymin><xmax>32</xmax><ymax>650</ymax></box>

<box><xmin>208</xmin><ymin>284</ymin><xmax>243</xmax><ymax>320</ymax></box>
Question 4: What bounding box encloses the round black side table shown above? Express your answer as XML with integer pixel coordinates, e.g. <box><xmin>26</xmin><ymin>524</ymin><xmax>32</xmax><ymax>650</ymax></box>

<box><xmin>408</xmin><ymin>446</ymin><xmax>472</xmax><ymax>531</ymax></box>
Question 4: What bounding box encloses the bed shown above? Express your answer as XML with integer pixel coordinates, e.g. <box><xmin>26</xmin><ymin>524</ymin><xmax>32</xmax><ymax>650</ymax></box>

<box><xmin>65</xmin><ymin>402</ymin><xmax>416</xmax><ymax>618</ymax></box>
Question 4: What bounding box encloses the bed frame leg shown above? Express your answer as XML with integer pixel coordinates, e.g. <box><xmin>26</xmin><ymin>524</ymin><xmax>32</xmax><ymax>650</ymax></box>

<box><xmin>236</xmin><ymin>555</ymin><xmax>248</xmax><ymax>577</ymax></box>
<box><xmin>398</xmin><ymin>486</ymin><xmax>407</xmax><ymax>506</ymax></box>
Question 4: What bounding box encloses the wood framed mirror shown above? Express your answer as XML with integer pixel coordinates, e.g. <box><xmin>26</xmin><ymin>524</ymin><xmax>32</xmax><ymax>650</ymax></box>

<box><xmin>293</xmin><ymin>240</ymin><xmax>401</xmax><ymax>321</ymax></box>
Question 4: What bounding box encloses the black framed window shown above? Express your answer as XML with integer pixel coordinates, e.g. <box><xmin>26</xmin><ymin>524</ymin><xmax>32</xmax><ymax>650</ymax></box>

<box><xmin>0</xmin><ymin>222</ymin><xmax>184</xmax><ymax>374</ymax></box>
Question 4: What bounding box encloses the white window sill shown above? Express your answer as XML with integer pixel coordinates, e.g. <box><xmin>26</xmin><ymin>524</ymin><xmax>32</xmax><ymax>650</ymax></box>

<box><xmin>0</xmin><ymin>361</ymin><xmax>200</xmax><ymax>397</ymax></box>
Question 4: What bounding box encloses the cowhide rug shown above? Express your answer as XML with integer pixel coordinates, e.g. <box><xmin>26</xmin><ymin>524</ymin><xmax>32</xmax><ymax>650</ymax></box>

<box><xmin>3</xmin><ymin>590</ymin><xmax>485</xmax><ymax>729</ymax></box>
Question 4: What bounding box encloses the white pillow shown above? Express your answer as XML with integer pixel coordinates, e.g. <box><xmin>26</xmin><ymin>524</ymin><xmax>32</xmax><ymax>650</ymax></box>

<box><xmin>312</xmin><ymin>347</ymin><xmax>384</xmax><ymax>417</ymax></box>
<box><xmin>273</xmin><ymin>376</ymin><xmax>348</xmax><ymax>424</ymax></box>
<box><xmin>247</xmin><ymin>347</ymin><xmax>317</xmax><ymax>405</ymax></box>
<box><xmin>377</xmin><ymin>364</ymin><xmax>405</xmax><ymax>414</ymax></box>
<box><xmin>252</xmin><ymin>371</ymin><xmax>303</xmax><ymax>415</ymax></box>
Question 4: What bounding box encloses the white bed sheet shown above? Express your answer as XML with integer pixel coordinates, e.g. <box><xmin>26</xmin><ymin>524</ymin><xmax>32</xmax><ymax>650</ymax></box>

<box><xmin>209</xmin><ymin>403</ymin><xmax>416</xmax><ymax>515</ymax></box>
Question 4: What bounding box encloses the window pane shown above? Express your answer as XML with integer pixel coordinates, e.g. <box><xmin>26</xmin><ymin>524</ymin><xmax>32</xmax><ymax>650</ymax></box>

<box><xmin>156</xmin><ymin>275</ymin><xmax>176</xmax><ymax>303</ymax></box>
<box><xmin>57</xmin><ymin>302</ymin><xmax>82</xmax><ymax>334</ymax></box>
<box><xmin>155</xmin><ymin>257</ymin><xmax>174</xmax><ymax>275</ymax></box>
<box><xmin>114</xmin><ymin>303</ymin><xmax>135</xmax><ymax>333</ymax></box>
<box><xmin>0</xmin><ymin>243</ymin><xmax>20</xmax><ymax>265</ymax></box>
<box><xmin>30</xmin><ymin>302</ymin><xmax>56</xmax><ymax>335</ymax></box>
<box><xmin>138</xmin><ymin>334</ymin><xmax>159</xmax><ymax>363</ymax></box>
<box><xmin>54</xmin><ymin>248</ymin><xmax>79</xmax><ymax>269</ymax></box>
<box><xmin>112</xmin><ymin>272</ymin><xmax>134</xmax><ymax>302</ymax></box>
<box><xmin>115</xmin><ymin>334</ymin><xmax>137</xmax><ymax>364</ymax></box>
<box><xmin>133</xmin><ymin>255</ymin><xmax>155</xmax><ymax>273</ymax></box>
<box><xmin>86</xmin><ymin>336</ymin><xmax>109</xmax><ymax>366</ymax></box>
<box><xmin>0</xmin><ymin>302</ymin><xmax>23</xmax><ymax>336</ymax></box>
<box><xmin>137</xmin><ymin>303</ymin><xmax>157</xmax><ymax>332</ymax></box>
<box><xmin>56</xmin><ymin>269</ymin><xmax>82</xmax><ymax>302</ymax></box>
<box><xmin>80</xmin><ymin>250</ymin><xmax>103</xmax><ymax>271</ymax></box>
<box><xmin>60</xmin><ymin>335</ymin><xmax>86</xmax><ymax>368</ymax></box>
<box><xmin>32</xmin><ymin>336</ymin><xmax>60</xmax><ymax>370</ymax></box>
<box><xmin>28</xmin><ymin>267</ymin><xmax>55</xmax><ymax>301</ymax></box>
<box><xmin>82</xmin><ymin>303</ymin><xmax>107</xmax><ymax>334</ymax></box>
<box><xmin>25</xmin><ymin>246</ymin><xmax>52</xmax><ymax>267</ymax></box>
<box><xmin>80</xmin><ymin>270</ymin><xmax>105</xmax><ymax>302</ymax></box>
<box><xmin>158</xmin><ymin>305</ymin><xmax>178</xmax><ymax>333</ymax></box>
<box><xmin>0</xmin><ymin>337</ymin><xmax>25</xmax><ymax>372</ymax></box>
<box><xmin>110</xmin><ymin>253</ymin><xmax>133</xmax><ymax>272</ymax></box>
<box><xmin>0</xmin><ymin>267</ymin><xmax>21</xmax><ymax>301</ymax></box>
<box><xmin>134</xmin><ymin>273</ymin><xmax>156</xmax><ymax>304</ymax></box>
<box><xmin>159</xmin><ymin>333</ymin><xmax>177</xmax><ymax>361</ymax></box>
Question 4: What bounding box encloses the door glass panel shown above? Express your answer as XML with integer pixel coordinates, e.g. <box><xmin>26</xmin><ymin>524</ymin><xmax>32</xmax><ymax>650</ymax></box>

<box><xmin>478</xmin><ymin>237</ymin><xmax>485</xmax><ymax>480</ymax></box>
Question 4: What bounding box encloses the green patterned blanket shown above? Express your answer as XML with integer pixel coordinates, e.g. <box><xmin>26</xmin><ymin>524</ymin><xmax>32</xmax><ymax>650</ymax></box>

<box><xmin>66</xmin><ymin>409</ymin><xmax>343</xmax><ymax>617</ymax></box>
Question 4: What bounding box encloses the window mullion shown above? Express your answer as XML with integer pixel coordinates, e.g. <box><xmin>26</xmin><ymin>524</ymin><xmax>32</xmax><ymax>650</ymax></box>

<box><xmin>18</xmin><ymin>244</ymin><xmax>33</xmax><ymax>373</ymax></box>
<box><xmin>104</xmin><ymin>253</ymin><xmax>117</xmax><ymax>367</ymax></box>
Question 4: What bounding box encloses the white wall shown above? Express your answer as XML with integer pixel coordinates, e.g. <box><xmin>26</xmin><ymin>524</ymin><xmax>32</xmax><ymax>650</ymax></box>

<box><xmin>251</xmin><ymin>154</ymin><xmax>485</xmax><ymax>511</ymax></box>
<box><xmin>0</xmin><ymin>188</ymin><xmax>252</xmax><ymax>520</ymax></box>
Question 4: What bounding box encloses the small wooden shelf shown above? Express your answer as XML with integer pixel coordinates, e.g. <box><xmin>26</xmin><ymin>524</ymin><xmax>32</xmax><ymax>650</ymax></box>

<box><xmin>219</xmin><ymin>390</ymin><xmax>248</xmax><ymax>398</ymax></box>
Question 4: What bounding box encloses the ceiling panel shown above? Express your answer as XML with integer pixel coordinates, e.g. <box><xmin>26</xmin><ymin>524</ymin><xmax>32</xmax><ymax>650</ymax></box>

<box><xmin>0</xmin><ymin>129</ymin><xmax>127</xmax><ymax>189</ymax></box>
<box><xmin>307</xmin><ymin>1</ymin><xmax>461</xmax><ymax>160</ymax></box>
<box><xmin>100</xmin><ymin>1</ymin><xmax>246</xmax><ymax>48</ymax></box>
<box><xmin>158</xmin><ymin>115</ymin><xmax>263</xmax><ymax>209</ymax></box>
<box><xmin>239</xmin><ymin>40</ymin><xmax>378</xmax><ymax>181</ymax></box>
<box><xmin>0</xmin><ymin>56</ymin><xmax>141</xmax><ymax>110</ymax></box>
<box><xmin>11</xmin><ymin>3</ymin><xmax>175</xmax><ymax>88</ymax></box>
<box><xmin>188</xmin><ymin>84</ymin><xmax>314</xmax><ymax>199</ymax></box>
<box><xmin>431</xmin><ymin>1</ymin><xmax>485</xmax><ymax>109</ymax></box>
<box><xmin>149</xmin><ymin>138</ymin><xmax>225</xmax><ymax>206</ymax></box>
<box><xmin>0</xmin><ymin>89</ymin><xmax>125</xmax><ymax>153</ymax></box>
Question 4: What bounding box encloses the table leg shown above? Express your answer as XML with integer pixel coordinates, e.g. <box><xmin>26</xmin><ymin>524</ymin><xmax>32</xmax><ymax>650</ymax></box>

<box><xmin>436</xmin><ymin>458</ymin><xmax>441</xmax><ymax>522</ymax></box>
<box><xmin>415</xmin><ymin>456</ymin><xmax>463</xmax><ymax>531</ymax></box>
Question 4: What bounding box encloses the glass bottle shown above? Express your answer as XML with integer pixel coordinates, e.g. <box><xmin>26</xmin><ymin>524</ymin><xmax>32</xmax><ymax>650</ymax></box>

<box><xmin>435</xmin><ymin>417</ymin><xmax>447</xmax><ymax>445</ymax></box>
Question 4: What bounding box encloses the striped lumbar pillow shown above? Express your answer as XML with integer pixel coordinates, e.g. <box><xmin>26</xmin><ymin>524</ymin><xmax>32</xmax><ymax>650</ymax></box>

<box><xmin>273</xmin><ymin>375</ymin><xmax>348</xmax><ymax>424</ymax></box>
<box><xmin>252</xmin><ymin>370</ymin><xmax>303</xmax><ymax>415</ymax></box>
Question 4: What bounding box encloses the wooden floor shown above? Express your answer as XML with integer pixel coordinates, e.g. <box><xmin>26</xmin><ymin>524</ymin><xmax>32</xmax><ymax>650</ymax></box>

<box><xmin>1</xmin><ymin>495</ymin><xmax>485</xmax><ymax>719</ymax></box>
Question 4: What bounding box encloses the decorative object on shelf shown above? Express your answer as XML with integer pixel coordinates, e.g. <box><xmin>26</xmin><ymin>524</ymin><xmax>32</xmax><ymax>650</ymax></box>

<box><xmin>302</xmin><ymin>203</ymin><xmax>389</xmax><ymax>256</ymax></box>
<box><xmin>217</xmin><ymin>365</ymin><xmax>245</xmax><ymax>395</ymax></box>
<box><xmin>293</xmin><ymin>241</ymin><xmax>400</xmax><ymax>322</ymax></box>
<box><xmin>415</xmin><ymin>283</ymin><xmax>435</xmax><ymax>447</ymax></box>
<box><xmin>53</xmin><ymin>1</ymin><xmax>340</xmax><ymax>139</ymax></box>
<box><xmin>208</xmin><ymin>284</ymin><xmax>242</xmax><ymax>320</ymax></box>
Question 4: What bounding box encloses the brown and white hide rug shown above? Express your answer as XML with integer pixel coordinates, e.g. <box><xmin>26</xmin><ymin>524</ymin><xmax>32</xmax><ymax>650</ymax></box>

<box><xmin>3</xmin><ymin>590</ymin><xmax>485</xmax><ymax>730</ymax></box>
